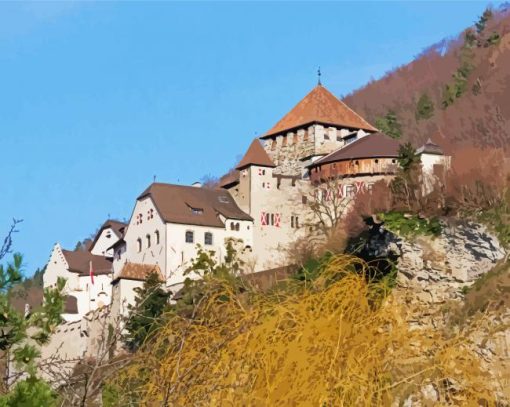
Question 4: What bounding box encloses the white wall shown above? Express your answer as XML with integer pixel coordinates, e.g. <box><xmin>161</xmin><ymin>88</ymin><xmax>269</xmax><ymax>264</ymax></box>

<box><xmin>90</xmin><ymin>227</ymin><xmax>119</xmax><ymax>257</ymax></box>
<box><xmin>116</xmin><ymin>196</ymin><xmax>166</xmax><ymax>277</ymax></box>
<box><xmin>165</xmin><ymin>220</ymin><xmax>253</xmax><ymax>286</ymax></box>
<box><xmin>43</xmin><ymin>244</ymin><xmax>112</xmax><ymax>320</ymax></box>
<box><xmin>421</xmin><ymin>153</ymin><xmax>450</xmax><ymax>173</ymax></box>
<box><xmin>43</xmin><ymin>244</ymin><xmax>80</xmax><ymax>291</ymax></box>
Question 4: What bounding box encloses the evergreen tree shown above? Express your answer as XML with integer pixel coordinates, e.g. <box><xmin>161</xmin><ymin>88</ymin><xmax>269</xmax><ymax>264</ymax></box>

<box><xmin>374</xmin><ymin>110</ymin><xmax>402</xmax><ymax>139</ymax></box>
<box><xmin>397</xmin><ymin>142</ymin><xmax>421</xmax><ymax>173</ymax></box>
<box><xmin>124</xmin><ymin>272</ymin><xmax>170</xmax><ymax>350</ymax></box>
<box><xmin>0</xmin><ymin>253</ymin><xmax>66</xmax><ymax>396</ymax></box>
<box><xmin>475</xmin><ymin>9</ymin><xmax>492</xmax><ymax>35</ymax></box>
<box><xmin>415</xmin><ymin>93</ymin><xmax>435</xmax><ymax>120</ymax></box>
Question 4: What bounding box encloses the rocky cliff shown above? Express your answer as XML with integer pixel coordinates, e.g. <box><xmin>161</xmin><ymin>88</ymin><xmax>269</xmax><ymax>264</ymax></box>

<box><xmin>362</xmin><ymin>219</ymin><xmax>510</xmax><ymax>403</ymax></box>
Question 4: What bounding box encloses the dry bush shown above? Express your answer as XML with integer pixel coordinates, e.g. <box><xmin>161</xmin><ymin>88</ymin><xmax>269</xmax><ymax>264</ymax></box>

<box><xmin>444</xmin><ymin>147</ymin><xmax>509</xmax><ymax>214</ymax></box>
<box><xmin>109</xmin><ymin>255</ymin><xmax>499</xmax><ymax>406</ymax></box>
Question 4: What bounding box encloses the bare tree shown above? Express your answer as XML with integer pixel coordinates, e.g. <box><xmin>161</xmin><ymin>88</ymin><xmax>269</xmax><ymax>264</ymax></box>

<box><xmin>0</xmin><ymin>219</ymin><xmax>22</xmax><ymax>261</ymax></box>
<box><xmin>308</xmin><ymin>179</ymin><xmax>353</xmax><ymax>239</ymax></box>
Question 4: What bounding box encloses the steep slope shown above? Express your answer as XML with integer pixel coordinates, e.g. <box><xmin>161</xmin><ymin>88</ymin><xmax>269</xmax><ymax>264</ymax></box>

<box><xmin>344</xmin><ymin>5</ymin><xmax>510</xmax><ymax>152</ymax></box>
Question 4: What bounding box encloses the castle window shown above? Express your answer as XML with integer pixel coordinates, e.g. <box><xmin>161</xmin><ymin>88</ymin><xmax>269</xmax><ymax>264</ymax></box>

<box><xmin>155</xmin><ymin>230</ymin><xmax>160</xmax><ymax>245</ymax></box>
<box><xmin>375</xmin><ymin>159</ymin><xmax>379</xmax><ymax>164</ymax></box>
<box><xmin>392</xmin><ymin>159</ymin><xmax>396</xmax><ymax>163</ymax></box>
<box><xmin>302</xmin><ymin>196</ymin><xmax>308</xmax><ymax>204</ymax></box>
<box><xmin>235</xmin><ymin>223</ymin><xmax>240</xmax><ymax>231</ymax></box>
<box><xmin>270</xmin><ymin>214</ymin><xmax>275</xmax><ymax>226</ymax></box>
<box><xmin>230</xmin><ymin>222</ymin><xmax>235</xmax><ymax>231</ymax></box>
<box><xmin>185</xmin><ymin>231</ymin><xmax>194</xmax><ymax>244</ymax></box>
<box><xmin>291</xmin><ymin>216</ymin><xmax>299</xmax><ymax>229</ymax></box>
<box><xmin>146</xmin><ymin>234</ymin><xmax>151</xmax><ymax>248</ymax></box>
<box><xmin>355</xmin><ymin>160</ymin><xmax>359</xmax><ymax>165</ymax></box>
<box><xmin>137</xmin><ymin>238</ymin><xmax>142</xmax><ymax>253</ymax></box>
<box><xmin>271</xmin><ymin>140</ymin><xmax>277</xmax><ymax>150</ymax></box>
<box><xmin>324</xmin><ymin>134</ymin><xmax>330</xmax><ymax>140</ymax></box>
<box><xmin>204</xmin><ymin>232</ymin><xmax>213</xmax><ymax>245</ymax></box>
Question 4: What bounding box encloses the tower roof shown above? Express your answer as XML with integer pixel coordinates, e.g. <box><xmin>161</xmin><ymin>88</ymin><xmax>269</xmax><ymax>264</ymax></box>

<box><xmin>261</xmin><ymin>85</ymin><xmax>377</xmax><ymax>138</ymax></box>
<box><xmin>236</xmin><ymin>139</ymin><xmax>275</xmax><ymax>170</ymax></box>
<box><xmin>417</xmin><ymin>138</ymin><xmax>444</xmax><ymax>155</ymax></box>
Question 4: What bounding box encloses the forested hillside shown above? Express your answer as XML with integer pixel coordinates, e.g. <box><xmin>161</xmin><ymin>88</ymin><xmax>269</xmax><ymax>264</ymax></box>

<box><xmin>345</xmin><ymin>5</ymin><xmax>510</xmax><ymax>152</ymax></box>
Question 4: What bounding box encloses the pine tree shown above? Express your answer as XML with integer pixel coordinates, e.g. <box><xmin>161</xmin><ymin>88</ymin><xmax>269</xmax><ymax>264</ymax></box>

<box><xmin>415</xmin><ymin>93</ymin><xmax>435</xmax><ymax>121</ymax></box>
<box><xmin>124</xmin><ymin>272</ymin><xmax>170</xmax><ymax>350</ymax></box>
<box><xmin>374</xmin><ymin>110</ymin><xmax>402</xmax><ymax>139</ymax></box>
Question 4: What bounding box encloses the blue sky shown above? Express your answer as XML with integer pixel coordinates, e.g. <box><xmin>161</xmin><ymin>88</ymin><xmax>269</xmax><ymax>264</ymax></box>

<box><xmin>0</xmin><ymin>1</ymin><xmax>501</xmax><ymax>276</ymax></box>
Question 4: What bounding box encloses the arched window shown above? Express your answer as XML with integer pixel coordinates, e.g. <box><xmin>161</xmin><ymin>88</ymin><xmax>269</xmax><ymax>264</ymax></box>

<box><xmin>146</xmin><ymin>234</ymin><xmax>151</xmax><ymax>248</ymax></box>
<box><xmin>204</xmin><ymin>232</ymin><xmax>213</xmax><ymax>245</ymax></box>
<box><xmin>235</xmin><ymin>223</ymin><xmax>240</xmax><ymax>231</ymax></box>
<box><xmin>230</xmin><ymin>222</ymin><xmax>235</xmax><ymax>231</ymax></box>
<box><xmin>137</xmin><ymin>238</ymin><xmax>142</xmax><ymax>253</ymax></box>
<box><xmin>155</xmin><ymin>230</ymin><xmax>160</xmax><ymax>245</ymax></box>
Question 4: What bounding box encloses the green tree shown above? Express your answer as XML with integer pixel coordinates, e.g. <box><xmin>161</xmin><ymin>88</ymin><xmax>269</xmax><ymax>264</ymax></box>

<box><xmin>124</xmin><ymin>272</ymin><xmax>170</xmax><ymax>350</ymax></box>
<box><xmin>390</xmin><ymin>143</ymin><xmax>422</xmax><ymax>211</ymax></box>
<box><xmin>0</xmin><ymin>376</ymin><xmax>58</xmax><ymax>407</ymax></box>
<box><xmin>415</xmin><ymin>93</ymin><xmax>435</xmax><ymax>120</ymax></box>
<box><xmin>475</xmin><ymin>9</ymin><xmax>492</xmax><ymax>35</ymax></box>
<box><xmin>0</xmin><ymin>252</ymin><xmax>66</xmax><ymax>393</ymax></box>
<box><xmin>397</xmin><ymin>142</ymin><xmax>421</xmax><ymax>173</ymax></box>
<box><xmin>173</xmin><ymin>239</ymin><xmax>245</xmax><ymax>318</ymax></box>
<box><xmin>375</xmin><ymin>110</ymin><xmax>402</xmax><ymax>139</ymax></box>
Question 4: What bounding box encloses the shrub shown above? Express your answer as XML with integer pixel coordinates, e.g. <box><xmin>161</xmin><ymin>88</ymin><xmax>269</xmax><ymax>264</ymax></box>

<box><xmin>378</xmin><ymin>211</ymin><xmax>442</xmax><ymax>238</ymax></box>
<box><xmin>109</xmin><ymin>254</ymin><xmax>497</xmax><ymax>405</ymax></box>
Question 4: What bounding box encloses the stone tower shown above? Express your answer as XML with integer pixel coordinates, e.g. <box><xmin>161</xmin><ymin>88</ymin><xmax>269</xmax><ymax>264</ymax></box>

<box><xmin>259</xmin><ymin>84</ymin><xmax>377</xmax><ymax>177</ymax></box>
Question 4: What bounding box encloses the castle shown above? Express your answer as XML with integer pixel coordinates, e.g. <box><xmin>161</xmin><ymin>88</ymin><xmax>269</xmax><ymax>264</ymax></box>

<box><xmin>42</xmin><ymin>83</ymin><xmax>449</xmax><ymax>321</ymax></box>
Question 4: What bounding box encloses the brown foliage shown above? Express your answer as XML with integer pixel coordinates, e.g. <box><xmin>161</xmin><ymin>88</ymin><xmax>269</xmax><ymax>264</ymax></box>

<box><xmin>345</xmin><ymin>7</ymin><xmax>510</xmax><ymax>152</ymax></box>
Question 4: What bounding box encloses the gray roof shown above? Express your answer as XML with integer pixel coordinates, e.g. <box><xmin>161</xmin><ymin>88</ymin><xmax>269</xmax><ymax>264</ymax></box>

<box><xmin>417</xmin><ymin>138</ymin><xmax>444</xmax><ymax>155</ymax></box>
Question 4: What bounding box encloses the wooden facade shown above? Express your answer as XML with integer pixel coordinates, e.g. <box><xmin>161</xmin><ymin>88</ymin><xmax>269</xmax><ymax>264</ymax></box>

<box><xmin>310</xmin><ymin>157</ymin><xmax>398</xmax><ymax>184</ymax></box>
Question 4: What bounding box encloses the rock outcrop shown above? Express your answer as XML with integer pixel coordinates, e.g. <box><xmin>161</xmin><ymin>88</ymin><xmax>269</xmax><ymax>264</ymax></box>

<box><xmin>363</xmin><ymin>219</ymin><xmax>510</xmax><ymax>403</ymax></box>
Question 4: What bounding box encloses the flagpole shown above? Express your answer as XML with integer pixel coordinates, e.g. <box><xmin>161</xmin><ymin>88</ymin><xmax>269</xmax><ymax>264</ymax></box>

<box><xmin>89</xmin><ymin>261</ymin><xmax>91</xmax><ymax>313</ymax></box>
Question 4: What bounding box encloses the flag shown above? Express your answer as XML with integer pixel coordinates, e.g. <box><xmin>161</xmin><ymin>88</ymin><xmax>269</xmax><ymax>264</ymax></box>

<box><xmin>89</xmin><ymin>260</ymin><xmax>95</xmax><ymax>285</ymax></box>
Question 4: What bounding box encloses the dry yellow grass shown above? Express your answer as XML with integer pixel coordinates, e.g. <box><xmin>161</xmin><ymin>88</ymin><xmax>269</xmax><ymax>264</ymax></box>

<box><xmin>111</xmin><ymin>255</ymin><xmax>497</xmax><ymax>406</ymax></box>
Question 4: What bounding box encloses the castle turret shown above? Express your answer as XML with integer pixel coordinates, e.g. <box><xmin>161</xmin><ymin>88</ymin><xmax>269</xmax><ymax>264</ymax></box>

<box><xmin>259</xmin><ymin>84</ymin><xmax>377</xmax><ymax>176</ymax></box>
<box><xmin>235</xmin><ymin>139</ymin><xmax>276</xmax><ymax>215</ymax></box>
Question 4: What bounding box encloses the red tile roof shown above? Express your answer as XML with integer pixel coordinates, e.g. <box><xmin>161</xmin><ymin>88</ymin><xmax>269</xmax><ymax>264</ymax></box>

<box><xmin>261</xmin><ymin>85</ymin><xmax>377</xmax><ymax>138</ymax></box>
<box><xmin>138</xmin><ymin>183</ymin><xmax>252</xmax><ymax>228</ymax></box>
<box><xmin>311</xmin><ymin>133</ymin><xmax>400</xmax><ymax>166</ymax></box>
<box><xmin>236</xmin><ymin>139</ymin><xmax>275</xmax><ymax>170</ymax></box>
<box><xmin>113</xmin><ymin>262</ymin><xmax>164</xmax><ymax>282</ymax></box>
<box><xmin>61</xmin><ymin>250</ymin><xmax>113</xmax><ymax>276</ymax></box>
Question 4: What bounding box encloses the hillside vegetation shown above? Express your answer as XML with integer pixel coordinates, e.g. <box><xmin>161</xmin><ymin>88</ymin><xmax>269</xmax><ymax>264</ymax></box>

<box><xmin>345</xmin><ymin>5</ymin><xmax>510</xmax><ymax>152</ymax></box>
<box><xmin>107</xmin><ymin>255</ymin><xmax>497</xmax><ymax>406</ymax></box>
